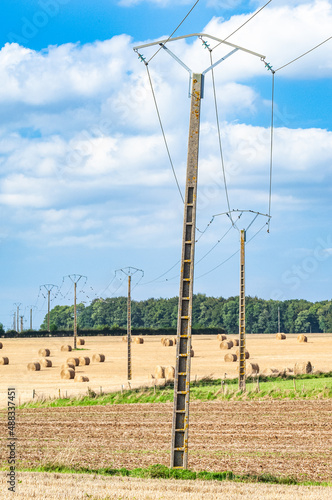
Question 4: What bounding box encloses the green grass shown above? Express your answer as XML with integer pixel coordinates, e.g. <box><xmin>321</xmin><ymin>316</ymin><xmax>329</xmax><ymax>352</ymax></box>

<box><xmin>19</xmin><ymin>372</ymin><xmax>332</xmax><ymax>409</ymax></box>
<box><xmin>6</xmin><ymin>463</ymin><xmax>331</xmax><ymax>487</ymax></box>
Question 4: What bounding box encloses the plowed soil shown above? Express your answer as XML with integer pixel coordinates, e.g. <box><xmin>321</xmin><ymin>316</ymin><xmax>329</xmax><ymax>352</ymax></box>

<box><xmin>1</xmin><ymin>400</ymin><xmax>331</xmax><ymax>482</ymax></box>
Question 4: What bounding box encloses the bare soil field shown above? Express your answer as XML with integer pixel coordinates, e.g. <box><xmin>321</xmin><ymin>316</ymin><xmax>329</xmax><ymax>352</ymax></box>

<box><xmin>0</xmin><ymin>333</ymin><xmax>331</xmax><ymax>405</ymax></box>
<box><xmin>0</xmin><ymin>400</ymin><xmax>331</xmax><ymax>482</ymax></box>
<box><xmin>0</xmin><ymin>472</ymin><xmax>331</xmax><ymax>500</ymax></box>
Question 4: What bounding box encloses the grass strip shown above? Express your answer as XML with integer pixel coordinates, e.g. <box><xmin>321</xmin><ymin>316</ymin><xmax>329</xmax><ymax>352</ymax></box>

<box><xmin>19</xmin><ymin>373</ymin><xmax>332</xmax><ymax>408</ymax></box>
<box><xmin>8</xmin><ymin>463</ymin><xmax>332</xmax><ymax>487</ymax></box>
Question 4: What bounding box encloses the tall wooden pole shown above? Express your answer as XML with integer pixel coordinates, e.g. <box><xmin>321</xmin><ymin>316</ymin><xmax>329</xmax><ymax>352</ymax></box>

<box><xmin>238</xmin><ymin>229</ymin><xmax>246</xmax><ymax>391</ymax></box>
<box><xmin>171</xmin><ymin>73</ymin><xmax>202</xmax><ymax>469</ymax></box>
<box><xmin>127</xmin><ymin>275</ymin><xmax>132</xmax><ymax>380</ymax></box>
<box><xmin>74</xmin><ymin>281</ymin><xmax>77</xmax><ymax>349</ymax></box>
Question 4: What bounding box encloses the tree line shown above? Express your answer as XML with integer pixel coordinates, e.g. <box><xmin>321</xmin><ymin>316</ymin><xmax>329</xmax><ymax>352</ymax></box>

<box><xmin>39</xmin><ymin>294</ymin><xmax>332</xmax><ymax>334</ymax></box>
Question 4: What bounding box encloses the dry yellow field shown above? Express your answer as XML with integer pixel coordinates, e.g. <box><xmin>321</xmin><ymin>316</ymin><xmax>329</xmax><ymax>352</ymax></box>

<box><xmin>0</xmin><ymin>472</ymin><xmax>331</xmax><ymax>500</ymax></box>
<box><xmin>0</xmin><ymin>333</ymin><xmax>331</xmax><ymax>406</ymax></box>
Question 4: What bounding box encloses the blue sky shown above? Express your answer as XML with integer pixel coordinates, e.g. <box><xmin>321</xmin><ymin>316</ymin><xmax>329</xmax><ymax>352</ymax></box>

<box><xmin>0</xmin><ymin>0</ymin><xmax>332</xmax><ymax>330</ymax></box>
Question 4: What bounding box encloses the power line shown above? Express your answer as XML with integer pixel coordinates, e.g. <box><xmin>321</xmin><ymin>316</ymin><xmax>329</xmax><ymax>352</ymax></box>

<box><xmin>147</xmin><ymin>0</ymin><xmax>201</xmax><ymax>63</ymax></box>
<box><xmin>208</xmin><ymin>48</ymin><xmax>233</xmax><ymax>224</ymax></box>
<box><xmin>275</xmin><ymin>35</ymin><xmax>332</xmax><ymax>72</ymax></box>
<box><xmin>212</xmin><ymin>0</ymin><xmax>273</xmax><ymax>49</ymax></box>
<box><xmin>145</xmin><ymin>64</ymin><xmax>184</xmax><ymax>202</ymax></box>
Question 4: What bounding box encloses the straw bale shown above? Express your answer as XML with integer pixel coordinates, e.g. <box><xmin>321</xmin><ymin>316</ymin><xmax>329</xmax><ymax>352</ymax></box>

<box><xmin>92</xmin><ymin>353</ymin><xmax>105</xmax><ymax>362</ymax></box>
<box><xmin>155</xmin><ymin>365</ymin><xmax>165</xmax><ymax>378</ymax></box>
<box><xmin>133</xmin><ymin>337</ymin><xmax>144</xmax><ymax>344</ymax></box>
<box><xmin>190</xmin><ymin>349</ymin><xmax>194</xmax><ymax>357</ymax></box>
<box><xmin>60</xmin><ymin>368</ymin><xmax>75</xmax><ymax>380</ymax></box>
<box><xmin>0</xmin><ymin>357</ymin><xmax>9</xmax><ymax>365</ymax></box>
<box><xmin>39</xmin><ymin>358</ymin><xmax>52</xmax><ymax>368</ymax></box>
<box><xmin>171</xmin><ymin>337</ymin><xmax>177</xmax><ymax>345</ymax></box>
<box><xmin>122</xmin><ymin>336</ymin><xmax>131</xmax><ymax>342</ymax></box>
<box><xmin>160</xmin><ymin>337</ymin><xmax>165</xmax><ymax>344</ymax></box>
<box><xmin>220</xmin><ymin>340</ymin><xmax>233</xmax><ymax>350</ymax></box>
<box><xmin>38</xmin><ymin>348</ymin><xmax>50</xmax><ymax>357</ymax></box>
<box><xmin>79</xmin><ymin>356</ymin><xmax>90</xmax><ymax>366</ymax></box>
<box><xmin>0</xmin><ymin>342</ymin><xmax>3</xmax><ymax>349</ymax></box>
<box><xmin>297</xmin><ymin>334</ymin><xmax>308</xmax><ymax>343</ymax></box>
<box><xmin>163</xmin><ymin>339</ymin><xmax>173</xmax><ymax>347</ymax></box>
<box><xmin>262</xmin><ymin>367</ymin><xmax>279</xmax><ymax>377</ymax></box>
<box><xmin>77</xmin><ymin>338</ymin><xmax>85</xmax><ymax>345</ymax></box>
<box><xmin>74</xmin><ymin>375</ymin><xmax>89</xmax><ymax>382</ymax></box>
<box><xmin>66</xmin><ymin>357</ymin><xmax>79</xmax><ymax>366</ymax></box>
<box><xmin>61</xmin><ymin>345</ymin><xmax>72</xmax><ymax>352</ymax></box>
<box><xmin>232</xmin><ymin>339</ymin><xmax>239</xmax><ymax>347</ymax></box>
<box><xmin>27</xmin><ymin>362</ymin><xmax>40</xmax><ymax>371</ymax></box>
<box><xmin>165</xmin><ymin>366</ymin><xmax>175</xmax><ymax>381</ymax></box>
<box><xmin>246</xmin><ymin>362</ymin><xmax>259</xmax><ymax>375</ymax></box>
<box><xmin>61</xmin><ymin>363</ymin><xmax>75</xmax><ymax>371</ymax></box>
<box><xmin>276</xmin><ymin>333</ymin><xmax>286</xmax><ymax>340</ymax></box>
<box><xmin>235</xmin><ymin>349</ymin><xmax>250</xmax><ymax>359</ymax></box>
<box><xmin>294</xmin><ymin>361</ymin><xmax>312</xmax><ymax>375</ymax></box>
<box><xmin>217</xmin><ymin>334</ymin><xmax>226</xmax><ymax>341</ymax></box>
<box><xmin>224</xmin><ymin>353</ymin><xmax>237</xmax><ymax>362</ymax></box>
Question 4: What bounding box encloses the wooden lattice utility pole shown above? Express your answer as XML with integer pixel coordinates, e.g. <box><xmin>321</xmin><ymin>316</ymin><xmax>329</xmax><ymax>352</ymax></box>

<box><xmin>116</xmin><ymin>267</ymin><xmax>144</xmax><ymax>381</ymax></box>
<box><xmin>65</xmin><ymin>275</ymin><xmax>86</xmax><ymax>349</ymax></box>
<box><xmin>133</xmin><ymin>33</ymin><xmax>266</xmax><ymax>470</ymax></box>
<box><xmin>40</xmin><ymin>284</ymin><xmax>58</xmax><ymax>333</ymax></box>
<box><xmin>238</xmin><ymin>229</ymin><xmax>246</xmax><ymax>391</ymax></box>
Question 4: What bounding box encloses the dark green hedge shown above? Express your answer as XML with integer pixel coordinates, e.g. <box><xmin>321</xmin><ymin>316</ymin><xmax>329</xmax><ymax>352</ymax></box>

<box><xmin>2</xmin><ymin>326</ymin><xmax>226</xmax><ymax>338</ymax></box>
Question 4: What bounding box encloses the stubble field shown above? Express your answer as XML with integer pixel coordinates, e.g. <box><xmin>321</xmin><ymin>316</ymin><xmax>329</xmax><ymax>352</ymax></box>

<box><xmin>0</xmin><ymin>333</ymin><xmax>331</xmax><ymax>405</ymax></box>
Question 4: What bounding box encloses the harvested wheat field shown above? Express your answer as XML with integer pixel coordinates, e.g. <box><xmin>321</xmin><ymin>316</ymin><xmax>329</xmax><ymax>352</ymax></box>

<box><xmin>0</xmin><ymin>400</ymin><xmax>331</xmax><ymax>483</ymax></box>
<box><xmin>0</xmin><ymin>472</ymin><xmax>330</xmax><ymax>500</ymax></box>
<box><xmin>0</xmin><ymin>334</ymin><xmax>331</xmax><ymax>405</ymax></box>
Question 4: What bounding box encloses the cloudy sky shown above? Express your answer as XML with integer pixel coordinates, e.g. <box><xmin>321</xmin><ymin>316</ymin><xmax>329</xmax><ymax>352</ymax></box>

<box><xmin>0</xmin><ymin>0</ymin><xmax>331</xmax><ymax>329</ymax></box>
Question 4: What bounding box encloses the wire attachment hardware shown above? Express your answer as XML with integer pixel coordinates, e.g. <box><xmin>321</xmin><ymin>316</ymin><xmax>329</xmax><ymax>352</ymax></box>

<box><xmin>135</xmin><ymin>49</ymin><xmax>147</xmax><ymax>65</ymax></box>
<box><xmin>261</xmin><ymin>57</ymin><xmax>275</xmax><ymax>73</ymax></box>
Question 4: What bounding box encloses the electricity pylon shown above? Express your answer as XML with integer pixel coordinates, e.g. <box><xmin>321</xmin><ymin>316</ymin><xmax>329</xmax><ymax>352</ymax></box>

<box><xmin>115</xmin><ymin>267</ymin><xmax>144</xmax><ymax>380</ymax></box>
<box><xmin>13</xmin><ymin>303</ymin><xmax>21</xmax><ymax>332</ymax></box>
<box><xmin>65</xmin><ymin>275</ymin><xmax>87</xmax><ymax>349</ymax></box>
<box><xmin>40</xmin><ymin>284</ymin><xmax>58</xmax><ymax>332</ymax></box>
<box><xmin>134</xmin><ymin>33</ymin><xmax>266</xmax><ymax>470</ymax></box>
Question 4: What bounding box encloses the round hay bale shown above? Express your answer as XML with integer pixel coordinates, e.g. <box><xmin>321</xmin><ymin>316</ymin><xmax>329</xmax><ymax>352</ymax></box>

<box><xmin>92</xmin><ymin>354</ymin><xmax>105</xmax><ymax>362</ymax></box>
<box><xmin>294</xmin><ymin>361</ymin><xmax>312</xmax><ymax>375</ymax></box>
<box><xmin>246</xmin><ymin>362</ymin><xmax>259</xmax><ymax>375</ymax></box>
<box><xmin>297</xmin><ymin>334</ymin><xmax>308</xmax><ymax>343</ymax></box>
<box><xmin>190</xmin><ymin>349</ymin><xmax>194</xmax><ymax>357</ymax></box>
<box><xmin>77</xmin><ymin>338</ymin><xmax>85</xmax><ymax>345</ymax></box>
<box><xmin>0</xmin><ymin>342</ymin><xmax>3</xmax><ymax>349</ymax></box>
<box><xmin>262</xmin><ymin>367</ymin><xmax>279</xmax><ymax>377</ymax></box>
<box><xmin>74</xmin><ymin>375</ymin><xmax>89</xmax><ymax>382</ymax></box>
<box><xmin>61</xmin><ymin>345</ymin><xmax>72</xmax><ymax>352</ymax></box>
<box><xmin>0</xmin><ymin>357</ymin><xmax>9</xmax><ymax>365</ymax></box>
<box><xmin>217</xmin><ymin>334</ymin><xmax>226</xmax><ymax>341</ymax></box>
<box><xmin>160</xmin><ymin>337</ymin><xmax>165</xmax><ymax>344</ymax></box>
<box><xmin>155</xmin><ymin>365</ymin><xmax>165</xmax><ymax>378</ymax></box>
<box><xmin>134</xmin><ymin>337</ymin><xmax>144</xmax><ymax>344</ymax></box>
<box><xmin>232</xmin><ymin>339</ymin><xmax>239</xmax><ymax>347</ymax></box>
<box><xmin>235</xmin><ymin>349</ymin><xmax>250</xmax><ymax>359</ymax></box>
<box><xmin>39</xmin><ymin>358</ymin><xmax>52</xmax><ymax>368</ymax></box>
<box><xmin>276</xmin><ymin>333</ymin><xmax>286</xmax><ymax>340</ymax></box>
<box><xmin>79</xmin><ymin>356</ymin><xmax>90</xmax><ymax>366</ymax></box>
<box><xmin>224</xmin><ymin>353</ymin><xmax>237</xmax><ymax>362</ymax></box>
<box><xmin>66</xmin><ymin>357</ymin><xmax>79</xmax><ymax>366</ymax></box>
<box><xmin>61</xmin><ymin>363</ymin><xmax>75</xmax><ymax>371</ymax></box>
<box><xmin>165</xmin><ymin>366</ymin><xmax>175</xmax><ymax>381</ymax></box>
<box><xmin>60</xmin><ymin>368</ymin><xmax>75</xmax><ymax>380</ymax></box>
<box><xmin>164</xmin><ymin>339</ymin><xmax>173</xmax><ymax>347</ymax></box>
<box><xmin>172</xmin><ymin>337</ymin><xmax>177</xmax><ymax>345</ymax></box>
<box><xmin>220</xmin><ymin>340</ymin><xmax>233</xmax><ymax>350</ymax></box>
<box><xmin>27</xmin><ymin>362</ymin><xmax>40</xmax><ymax>371</ymax></box>
<box><xmin>38</xmin><ymin>348</ymin><xmax>50</xmax><ymax>357</ymax></box>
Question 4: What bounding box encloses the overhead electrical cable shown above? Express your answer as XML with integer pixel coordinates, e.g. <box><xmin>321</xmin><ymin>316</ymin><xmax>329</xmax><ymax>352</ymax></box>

<box><xmin>147</xmin><ymin>0</ymin><xmax>201</xmax><ymax>63</ymax></box>
<box><xmin>209</xmin><ymin>49</ymin><xmax>234</xmax><ymax>225</ymax></box>
<box><xmin>212</xmin><ymin>0</ymin><xmax>273</xmax><ymax>49</ymax></box>
<box><xmin>195</xmin><ymin>224</ymin><xmax>233</xmax><ymax>265</ymax></box>
<box><xmin>145</xmin><ymin>65</ymin><xmax>184</xmax><ymax>202</ymax></box>
<box><xmin>275</xmin><ymin>35</ymin><xmax>332</xmax><ymax>72</ymax></box>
